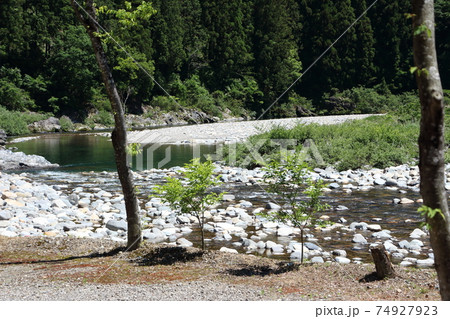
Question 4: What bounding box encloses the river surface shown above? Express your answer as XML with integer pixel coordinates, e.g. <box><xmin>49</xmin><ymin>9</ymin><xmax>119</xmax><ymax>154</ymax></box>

<box><xmin>11</xmin><ymin>133</ymin><xmax>217</xmax><ymax>171</ymax></box>
<box><xmin>11</xmin><ymin>133</ymin><xmax>427</xmax><ymax>263</ymax></box>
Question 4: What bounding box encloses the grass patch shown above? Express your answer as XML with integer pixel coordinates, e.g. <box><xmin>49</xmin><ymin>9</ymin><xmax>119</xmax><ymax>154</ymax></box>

<box><xmin>224</xmin><ymin>115</ymin><xmax>421</xmax><ymax>170</ymax></box>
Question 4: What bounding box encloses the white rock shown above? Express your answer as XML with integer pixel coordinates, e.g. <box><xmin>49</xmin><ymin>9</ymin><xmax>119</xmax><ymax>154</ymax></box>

<box><xmin>262</xmin><ymin>221</ymin><xmax>278</xmax><ymax>228</ymax></box>
<box><xmin>416</xmin><ymin>259</ymin><xmax>434</xmax><ymax>268</ymax></box>
<box><xmin>220</xmin><ymin>247</ymin><xmax>238</xmax><ymax>254</ymax></box>
<box><xmin>400</xmin><ymin>197</ymin><xmax>414</xmax><ymax>204</ymax></box>
<box><xmin>52</xmin><ymin>199</ymin><xmax>67</xmax><ymax>208</ymax></box>
<box><xmin>176</xmin><ymin>238</ymin><xmax>193</xmax><ymax>247</ymax></box>
<box><xmin>352</xmin><ymin>234</ymin><xmax>368</xmax><ymax>244</ymax></box>
<box><xmin>410</xmin><ymin>228</ymin><xmax>427</xmax><ymax>238</ymax></box>
<box><xmin>383</xmin><ymin>241</ymin><xmax>398</xmax><ymax>252</ymax></box>
<box><xmin>0</xmin><ymin>230</ymin><xmax>17</xmax><ymax>237</ymax></box>
<box><xmin>311</xmin><ymin>256</ymin><xmax>324</xmax><ymax>263</ymax></box>
<box><xmin>335</xmin><ymin>256</ymin><xmax>351</xmax><ymax>264</ymax></box>
<box><xmin>400</xmin><ymin>261</ymin><xmax>413</xmax><ymax>267</ymax></box>
<box><xmin>367</xmin><ymin>224</ymin><xmax>382</xmax><ymax>231</ymax></box>
<box><xmin>162</xmin><ymin>227</ymin><xmax>178</xmax><ymax>236</ymax></box>
<box><xmin>256</xmin><ymin>241</ymin><xmax>266</xmax><ymax>249</ymax></box>
<box><xmin>332</xmin><ymin>249</ymin><xmax>347</xmax><ymax>257</ymax></box>
<box><xmin>271</xmin><ymin>244</ymin><xmax>284</xmax><ymax>253</ymax></box>
<box><xmin>265</xmin><ymin>240</ymin><xmax>278</xmax><ymax>249</ymax></box>
<box><xmin>277</xmin><ymin>227</ymin><xmax>293</xmax><ymax>237</ymax></box>
<box><xmin>32</xmin><ymin>217</ymin><xmax>50</xmax><ymax>225</ymax></box>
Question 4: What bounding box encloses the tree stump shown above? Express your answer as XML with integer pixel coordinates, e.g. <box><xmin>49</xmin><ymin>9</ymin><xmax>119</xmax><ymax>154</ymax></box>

<box><xmin>370</xmin><ymin>246</ymin><xmax>396</xmax><ymax>279</ymax></box>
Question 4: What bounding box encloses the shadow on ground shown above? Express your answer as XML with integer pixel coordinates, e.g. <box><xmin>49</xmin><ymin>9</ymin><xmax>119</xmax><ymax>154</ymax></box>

<box><xmin>132</xmin><ymin>246</ymin><xmax>204</xmax><ymax>266</ymax></box>
<box><xmin>225</xmin><ymin>262</ymin><xmax>299</xmax><ymax>277</ymax></box>
<box><xmin>359</xmin><ymin>272</ymin><xmax>384</xmax><ymax>283</ymax></box>
<box><xmin>0</xmin><ymin>247</ymin><xmax>126</xmax><ymax>266</ymax></box>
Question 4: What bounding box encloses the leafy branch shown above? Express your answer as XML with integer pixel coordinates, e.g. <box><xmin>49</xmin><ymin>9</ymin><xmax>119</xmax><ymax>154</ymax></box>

<box><xmin>418</xmin><ymin>205</ymin><xmax>446</xmax><ymax>230</ymax></box>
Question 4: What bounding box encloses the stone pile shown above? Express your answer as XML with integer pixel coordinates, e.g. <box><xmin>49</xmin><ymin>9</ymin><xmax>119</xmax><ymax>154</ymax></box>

<box><xmin>0</xmin><ymin>161</ymin><xmax>436</xmax><ymax>268</ymax></box>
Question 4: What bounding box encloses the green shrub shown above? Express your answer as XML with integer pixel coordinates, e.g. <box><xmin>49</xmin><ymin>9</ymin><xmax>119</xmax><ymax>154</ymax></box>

<box><xmin>151</xmin><ymin>95</ymin><xmax>180</xmax><ymax>112</ymax></box>
<box><xmin>84</xmin><ymin>117</ymin><xmax>96</xmax><ymax>130</ymax></box>
<box><xmin>91</xmin><ymin>87</ymin><xmax>112</xmax><ymax>112</ymax></box>
<box><xmin>153</xmin><ymin>159</ymin><xmax>224</xmax><ymax>250</ymax></box>
<box><xmin>260</xmin><ymin>153</ymin><xmax>330</xmax><ymax>263</ymax></box>
<box><xmin>59</xmin><ymin>116</ymin><xmax>74</xmax><ymax>132</ymax></box>
<box><xmin>84</xmin><ymin>110</ymin><xmax>115</xmax><ymax>128</ymax></box>
<box><xmin>95</xmin><ymin>110</ymin><xmax>115</xmax><ymax>126</ymax></box>
<box><xmin>444</xmin><ymin>89</ymin><xmax>450</xmax><ymax>107</ymax></box>
<box><xmin>0</xmin><ymin>106</ymin><xmax>48</xmax><ymax>135</ymax></box>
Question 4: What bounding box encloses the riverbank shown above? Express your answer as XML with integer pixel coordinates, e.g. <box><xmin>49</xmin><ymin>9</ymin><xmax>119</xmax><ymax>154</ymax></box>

<box><xmin>128</xmin><ymin>114</ymin><xmax>375</xmax><ymax>144</ymax></box>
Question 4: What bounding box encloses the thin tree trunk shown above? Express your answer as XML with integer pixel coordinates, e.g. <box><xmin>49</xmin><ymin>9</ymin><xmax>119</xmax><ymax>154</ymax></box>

<box><xmin>370</xmin><ymin>246</ymin><xmax>396</xmax><ymax>279</ymax></box>
<box><xmin>413</xmin><ymin>0</ymin><xmax>450</xmax><ymax>300</ymax></box>
<box><xmin>300</xmin><ymin>228</ymin><xmax>304</xmax><ymax>264</ymax></box>
<box><xmin>71</xmin><ymin>0</ymin><xmax>141</xmax><ymax>250</ymax></box>
<box><xmin>198</xmin><ymin>214</ymin><xmax>205</xmax><ymax>251</ymax></box>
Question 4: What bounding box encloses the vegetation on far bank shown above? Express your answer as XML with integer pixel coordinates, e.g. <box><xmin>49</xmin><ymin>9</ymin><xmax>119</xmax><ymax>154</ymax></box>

<box><xmin>224</xmin><ymin>89</ymin><xmax>450</xmax><ymax>171</ymax></box>
<box><xmin>1</xmin><ymin>0</ymin><xmax>450</xmax><ymax>127</ymax></box>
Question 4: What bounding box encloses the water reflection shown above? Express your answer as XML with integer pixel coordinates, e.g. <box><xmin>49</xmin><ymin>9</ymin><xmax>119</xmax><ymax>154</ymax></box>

<box><xmin>12</xmin><ymin>133</ymin><xmax>217</xmax><ymax>171</ymax></box>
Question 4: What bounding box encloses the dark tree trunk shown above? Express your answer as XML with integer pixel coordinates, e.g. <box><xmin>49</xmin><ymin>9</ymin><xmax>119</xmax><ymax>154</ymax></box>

<box><xmin>370</xmin><ymin>246</ymin><xmax>396</xmax><ymax>279</ymax></box>
<box><xmin>71</xmin><ymin>0</ymin><xmax>141</xmax><ymax>250</ymax></box>
<box><xmin>413</xmin><ymin>0</ymin><xmax>450</xmax><ymax>300</ymax></box>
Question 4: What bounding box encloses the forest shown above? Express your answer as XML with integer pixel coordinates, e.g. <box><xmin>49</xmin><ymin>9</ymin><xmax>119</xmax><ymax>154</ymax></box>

<box><xmin>1</xmin><ymin>0</ymin><xmax>449</xmax><ymax>121</ymax></box>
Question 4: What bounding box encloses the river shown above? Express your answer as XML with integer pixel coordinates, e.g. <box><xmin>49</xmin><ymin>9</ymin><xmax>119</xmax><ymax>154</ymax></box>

<box><xmin>10</xmin><ymin>132</ymin><xmax>428</xmax><ymax>264</ymax></box>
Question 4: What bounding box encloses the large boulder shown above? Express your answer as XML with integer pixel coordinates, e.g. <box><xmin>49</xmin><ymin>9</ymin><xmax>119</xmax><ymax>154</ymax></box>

<box><xmin>0</xmin><ymin>149</ymin><xmax>59</xmax><ymax>170</ymax></box>
<box><xmin>28</xmin><ymin>117</ymin><xmax>61</xmax><ymax>133</ymax></box>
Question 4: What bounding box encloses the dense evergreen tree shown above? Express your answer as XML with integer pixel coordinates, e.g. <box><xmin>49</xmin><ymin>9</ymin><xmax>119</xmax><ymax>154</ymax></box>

<box><xmin>1</xmin><ymin>0</ymin><xmax>448</xmax><ymax>119</ymax></box>
<box><xmin>298</xmin><ymin>0</ymin><xmax>358</xmax><ymax>100</ymax></box>
<box><xmin>368</xmin><ymin>0</ymin><xmax>413</xmax><ymax>91</ymax></box>
<box><xmin>151</xmin><ymin>0</ymin><xmax>186</xmax><ymax>83</ymax></box>
<box><xmin>201</xmin><ymin>0</ymin><xmax>254</xmax><ymax>89</ymax></box>
<box><xmin>253</xmin><ymin>0</ymin><xmax>302</xmax><ymax>117</ymax></box>
<box><xmin>351</xmin><ymin>0</ymin><xmax>376</xmax><ymax>85</ymax></box>
<box><xmin>180</xmin><ymin>0</ymin><xmax>207</xmax><ymax>79</ymax></box>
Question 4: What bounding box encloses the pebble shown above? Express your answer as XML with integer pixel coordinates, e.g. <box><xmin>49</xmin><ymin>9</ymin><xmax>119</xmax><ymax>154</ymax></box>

<box><xmin>0</xmin><ymin>211</ymin><xmax>13</xmax><ymax>220</ymax></box>
<box><xmin>410</xmin><ymin>228</ymin><xmax>427</xmax><ymax>238</ymax></box>
<box><xmin>106</xmin><ymin>220</ymin><xmax>127</xmax><ymax>231</ymax></box>
<box><xmin>335</xmin><ymin>257</ymin><xmax>351</xmax><ymax>264</ymax></box>
<box><xmin>219</xmin><ymin>247</ymin><xmax>238</xmax><ymax>254</ymax></box>
<box><xmin>311</xmin><ymin>256</ymin><xmax>324</xmax><ymax>263</ymax></box>
<box><xmin>352</xmin><ymin>234</ymin><xmax>368</xmax><ymax>244</ymax></box>
<box><xmin>176</xmin><ymin>238</ymin><xmax>193</xmax><ymax>247</ymax></box>
<box><xmin>265</xmin><ymin>202</ymin><xmax>281</xmax><ymax>210</ymax></box>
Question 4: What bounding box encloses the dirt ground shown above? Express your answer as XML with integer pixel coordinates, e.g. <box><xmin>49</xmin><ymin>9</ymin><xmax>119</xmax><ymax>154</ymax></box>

<box><xmin>0</xmin><ymin>236</ymin><xmax>441</xmax><ymax>301</ymax></box>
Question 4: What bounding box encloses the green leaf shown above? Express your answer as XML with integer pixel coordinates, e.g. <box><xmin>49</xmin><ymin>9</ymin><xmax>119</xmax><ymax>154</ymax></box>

<box><xmin>414</xmin><ymin>24</ymin><xmax>432</xmax><ymax>38</ymax></box>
